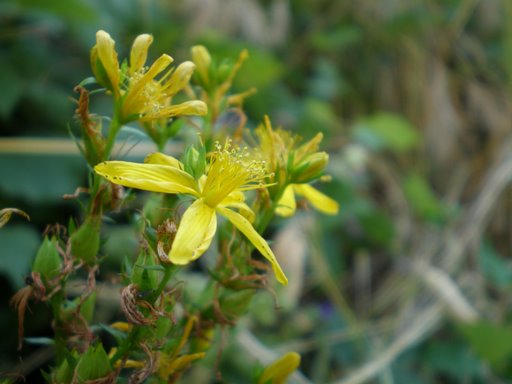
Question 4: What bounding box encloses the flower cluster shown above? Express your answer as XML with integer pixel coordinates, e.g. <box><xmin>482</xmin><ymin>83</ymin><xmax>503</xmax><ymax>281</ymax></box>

<box><xmin>10</xmin><ymin>29</ymin><xmax>340</xmax><ymax>383</ymax></box>
<box><xmin>91</xmin><ymin>30</ymin><xmax>207</xmax><ymax>124</ymax></box>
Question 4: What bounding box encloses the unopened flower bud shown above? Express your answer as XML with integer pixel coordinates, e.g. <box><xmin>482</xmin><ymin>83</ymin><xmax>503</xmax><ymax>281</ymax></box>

<box><xmin>52</xmin><ymin>356</ymin><xmax>75</xmax><ymax>384</ymax></box>
<box><xmin>131</xmin><ymin>250</ymin><xmax>158</xmax><ymax>291</ymax></box>
<box><xmin>129</xmin><ymin>33</ymin><xmax>153</xmax><ymax>74</ymax></box>
<box><xmin>75</xmin><ymin>344</ymin><xmax>113</xmax><ymax>382</ymax></box>
<box><xmin>191</xmin><ymin>45</ymin><xmax>211</xmax><ymax>89</ymax></box>
<box><xmin>292</xmin><ymin>151</ymin><xmax>329</xmax><ymax>183</ymax></box>
<box><xmin>184</xmin><ymin>145</ymin><xmax>206</xmax><ymax>179</ymax></box>
<box><xmin>70</xmin><ymin>215</ymin><xmax>101</xmax><ymax>265</ymax></box>
<box><xmin>258</xmin><ymin>352</ymin><xmax>301</xmax><ymax>384</ymax></box>
<box><xmin>90</xmin><ymin>30</ymin><xmax>120</xmax><ymax>95</ymax></box>
<box><xmin>32</xmin><ymin>237</ymin><xmax>62</xmax><ymax>283</ymax></box>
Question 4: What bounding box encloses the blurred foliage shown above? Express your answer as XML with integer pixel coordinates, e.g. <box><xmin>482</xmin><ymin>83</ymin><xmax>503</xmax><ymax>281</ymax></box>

<box><xmin>2</xmin><ymin>0</ymin><xmax>512</xmax><ymax>383</ymax></box>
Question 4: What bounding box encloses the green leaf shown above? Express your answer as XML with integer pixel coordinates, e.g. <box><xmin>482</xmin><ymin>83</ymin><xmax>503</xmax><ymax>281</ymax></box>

<box><xmin>478</xmin><ymin>242</ymin><xmax>512</xmax><ymax>288</ymax></box>
<box><xmin>423</xmin><ymin>341</ymin><xmax>483</xmax><ymax>379</ymax></box>
<box><xmin>458</xmin><ymin>321</ymin><xmax>512</xmax><ymax>368</ymax></box>
<box><xmin>403</xmin><ymin>173</ymin><xmax>444</xmax><ymax>220</ymax></box>
<box><xmin>16</xmin><ymin>0</ymin><xmax>98</xmax><ymax>23</ymax></box>
<box><xmin>353</xmin><ymin>112</ymin><xmax>420</xmax><ymax>152</ymax></box>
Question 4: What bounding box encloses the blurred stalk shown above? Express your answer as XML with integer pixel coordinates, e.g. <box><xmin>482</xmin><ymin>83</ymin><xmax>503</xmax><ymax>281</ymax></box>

<box><xmin>503</xmin><ymin>1</ymin><xmax>512</xmax><ymax>94</ymax></box>
<box><xmin>0</xmin><ymin>138</ymin><xmax>181</xmax><ymax>156</ymax></box>
<box><xmin>309</xmin><ymin>222</ymin><xmax>364</xmax><ymax>351</ymax></box>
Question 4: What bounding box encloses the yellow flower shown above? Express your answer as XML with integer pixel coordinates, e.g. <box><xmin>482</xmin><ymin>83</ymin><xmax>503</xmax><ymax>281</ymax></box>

<box><xmin>90</xmin><ymin>30</ymin><xmax>207</xmax><ymax>123</ymax></box>
<box><xmin>94</xmin><ymin>141</ymin><xmax>288</xmax><ymax>285</ymax></box>
<box><xmin>254</xmin><ymin>116</ymin><xmax>339</xmax><ymax>217</ymax></box>
<box><xmin>258</xmin><ymin>352</ymin><xmax>301</xmax><ymax>384</ymax></box>
<box><xmin>276</xmin><ymin>183</ymin><xmax>338</xmax><ymax>217</ymax></box>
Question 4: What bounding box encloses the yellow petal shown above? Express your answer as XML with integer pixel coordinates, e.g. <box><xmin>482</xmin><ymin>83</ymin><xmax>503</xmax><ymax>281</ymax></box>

<box><xmin>190</xmin><ymin>45</ymin><xmax>211</xmax><ymax>87</ymax></box>
<box><xmin>223</xmin><ymin>190</ymin><xmax>245</xmax><ymax>204</ymax></box>
<box><xmin>163</xmin><ymin>61</ymin><xmax>196</xmax><ymax>97</ymax></box>
<box><xmin>123</xmin><ymin>54</ymin><xmax>174</xmax><ymax>113</ymax></box>
<box><xmin>95</xmin><ymin>30</ymin><xmax>120</xmax><ymax>94</ymax></box>
<box><xmin>275</xmin><ymin>185</ymin><xmax>296</xmax><ymax>217</ymax></box>
<box><xmin>294</xmin><ymin>184</ymin><xmax>339</xmax><ymax>215</ymax></box>
<box><xmin>144</xmin><ymin>152</ymin><xmax>184</xmax><ymax>169</ymax></box>
<box><xmin>159</xmin><ymin>352</ymin><xmax>206</xmax><ymax>379</ymax></box>
<box><xmin>150</xmin><ymin>100</ymin><xmax>208</xmax><ymax>120</ymax></box>
<box><xmin>130</xmin><ymin>33</ymin><xmax>153</xmax><ymax>74</ymax></box>
<box><xmin>94</xmin><ymin>161</ymin><xmax>199</xmax><ymax>196</ymax></box>
<box><xmin>217</xmin><ymin>206</ymin><xmax>288</xmax><ymax>285</ymax></box>
<box><xmin>219</xmin><ymin>195</ymin><xmax>255</xmax><ymax>223</ymax></box>
<box><xmin>258</xmin><ymin>352</ymin><xmax>301</xmax><ymax>384</ymax></box>
<box><xmin>169</xmin><ymin>199</ymin><xmax>217</xmax><ymax>264</ymax></box>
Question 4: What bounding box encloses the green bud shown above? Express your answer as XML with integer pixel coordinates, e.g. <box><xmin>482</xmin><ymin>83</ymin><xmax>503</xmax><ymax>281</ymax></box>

<box><xmin>184</xmin><ymin>145</ymin><xmax>206</xmax><ymax>179</ymax></box>
<box><xmin>131</xmin><ymin>250</ymin><xmax>158</xmax><ymax>291</ymax></box>
<box><xmin>80</xmin><ymin>292</ymin><xmax>97</xmax><ymax>323</ymax></box>
<box><xmin>75</xmin><ymin>344</ymin><xmax>112</xmax><ymax>382</ymax></box>
<box><xmin>292</xmin><ymin>152</ymin><xmax>329</xmax><ymax>183</ymax></box>
<box><xmin>70</xmin><ymin>215</ymin><xmax>101</xmax><ymax>265</ymax></box>
<box><xmin>52</xmin><ymin>357</ymin><xmax>74</xmax><ymax>384</ymax></box>
<box><xmin>216</xmin><ymin>60</ymin><xmax>233</xmax><ymax>84</ymax></box>
<box><xmin>32</xmin><ymin>236</ymin><xmax>62</xmax><ymax>282</ymax></box>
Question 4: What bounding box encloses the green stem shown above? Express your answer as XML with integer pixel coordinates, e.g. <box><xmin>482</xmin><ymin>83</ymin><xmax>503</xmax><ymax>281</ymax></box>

<box><xmin>109</xmin><ymin>327</ymin><xmax>141</xmax><ymax>364</ymax></box>
<box><xmin>255</xmin><ymin>185</ymin><xmax>287</xmax><ymax>234</ymax></box>
<box><xmin>149</xmin><ymin>264</ymin><xmax>177</xmax><ymax>303</ymax></box>
<box><xmin>104</xmin><ymin>113</ymin><xmax>121</xmax><ymax>159</ymax></box>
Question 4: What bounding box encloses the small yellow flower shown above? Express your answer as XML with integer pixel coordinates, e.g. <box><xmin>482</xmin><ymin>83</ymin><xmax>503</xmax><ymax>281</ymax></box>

<box><xmin>276</xmin><ymin>183</ymin><xmax>338</xmax><ymax>217</ymax></box>
<box><xmin>255</xmin><ymin>116</ymin><xmax>339</xmax><ymax>217</ymax></box>
<box><xmin>94</xmin><ymin>141</ymin><xmax>288</xmax><ymax>285</ymax></box>
<box><xmin>258</xmin><ymin>352</ymin><xmax>301</xmax><ymax>384</ymax></box>
<box><xmin>90</xmin><ymin>30</ymin><xmax>207</xmax><ymax>123</ymax></box>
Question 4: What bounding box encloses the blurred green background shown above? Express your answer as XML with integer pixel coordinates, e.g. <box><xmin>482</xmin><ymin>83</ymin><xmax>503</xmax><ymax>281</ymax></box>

<box><xmin>2</xmin><ymin>0</ymin><xmax>512</xmax><ymax>382</ymax></box>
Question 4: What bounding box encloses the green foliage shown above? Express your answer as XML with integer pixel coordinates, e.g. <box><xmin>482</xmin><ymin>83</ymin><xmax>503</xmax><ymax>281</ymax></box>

<box><xmin>403</xmin><ymin>173</ymin><xmax>444</xmax><ymax>221</ymax></box>
<box><xmin>458</xmin><ymin>321</ymin><xmax>512</xmax><ymax>370</ymax></box>
<box><xmin>353</xmin><ymin>113</ymin><xmax>420</xmax><ymax>152</ymax></box>
<box><xmin>478</xmin><ymin>242</ymin><xmax>512</xmax><ymax>288</ymax></box>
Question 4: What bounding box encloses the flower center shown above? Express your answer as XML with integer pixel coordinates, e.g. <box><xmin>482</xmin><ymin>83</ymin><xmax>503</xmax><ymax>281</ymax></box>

<box><xmin>202</xmin><ymin>140</ymin><xmax>269</xmax><ymax>207</ymax></box>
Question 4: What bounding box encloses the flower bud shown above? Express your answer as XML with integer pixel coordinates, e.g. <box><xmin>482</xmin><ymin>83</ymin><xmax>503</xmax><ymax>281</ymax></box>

<box><xmin>131</xmin><ymin>250</ymin><xmax>158</xmax><ymax>291</ymax></box>
<box><xmin>129</xmin><ymin>33</ymin><xmax>153</xmax><ymax>74</ymax></box>
<box><xmin>90</xmin><ymin>30</ymin><xmax>120</xmax><ymax>95</ymax></box>
<box><xmin>32</xmin><ymin>236</ymin><xmax>62</xmax><ymax>283</ymax></box>
<box><xmin>292</xmin><ymin>151</ymin><xmax>329</xmax><ymax>183</ymax></box>
<box><xmin>75</xmin><ymin>344</ymin><xmax>113</xmax><ymax>381</ymax></box>
<box><xmin>52</xmin><ymin>354</ymin><xmax>76</xmax><ymax>384</ymax></box>
<box><xmin>258</xmin><ymin>352</ymin><xmax>301</xmax><ymax>384</ymax></box>
<box><xmin>70</xmin><ymin>215</ymin><xmax>101</xmax><ymax>265</ymax></box>
<box><xmin>184</xmin><ymin>145</ymin><xmax>206</xmax><ymax>179</ymax></box>
<box><xmin>191</xmin><ymin>45</ymin><xmax>211</xmax><ymax>89</ymax></box>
